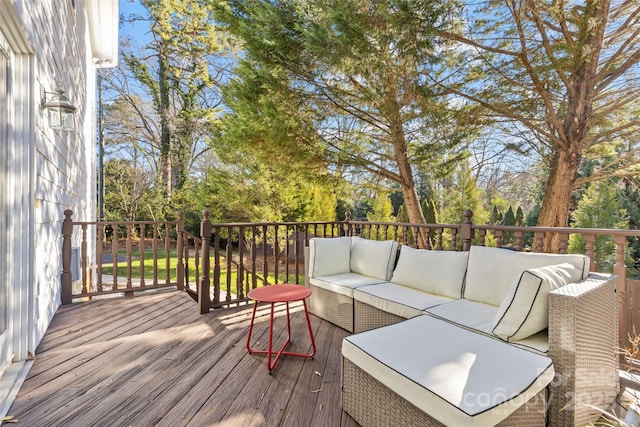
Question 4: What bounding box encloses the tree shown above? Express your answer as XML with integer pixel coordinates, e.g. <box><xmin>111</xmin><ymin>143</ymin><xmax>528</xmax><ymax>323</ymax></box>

<box><xmin>114</xmin><ymin>0</ymin><xmax>233</xmax><ymax>205</ymax></box>
<box><xmin>502</xmin><ymin>206</ymin><xmax>515</xmax><ymax>227</ymax></box>
<box><xmin>103</xmin><ymin>158</ymin><xmax>156</xmax><ymax>222</ymax></box>
<box><xmin>396</xmin><ymin>203</ymin><xmax>409</xmax><ymax>223</ymax></box>
<box><xmin>367</xmin><ymin>193</ymin><xmax>395</xmax><ymax>223</ymax></box>
<box><xmin>502</xmin><ymin>205</ymin><xmax>516</xmax><ymax>245</ymax></box>
<box><xmin>490</xmin><ymin>205</ymin><xmax>502</xmax><ymax>225</ymax></box>
<box><xmin>569</xmin><ymin>180</ymin><xmax>630</xmax><ymax>272</ymax></box>
<box><xmin>218</xmin><ymin>0</ymin><xmax>474</xmax><ymax>247</ymax></box>
<box><xmin>515</xmin><ymin>206</ymin><xmax>524</xmax><ymax>226</ymax></box>
<box><xmin>439</xmin><ymin>0</ymin><xmax>640</xmax><ymax>250</ymax></box>
<box><xmin>422</xmin><ymin>197</ymin><xmax>439</xmax><ymax>248</ymax></box>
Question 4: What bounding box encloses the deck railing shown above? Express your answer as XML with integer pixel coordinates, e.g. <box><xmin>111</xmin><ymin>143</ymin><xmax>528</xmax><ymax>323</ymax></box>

<box><xmin>60</xmin><ymin>210</ymin><xmax>188</xmax><ymax>303</ymax></box>
<box><xmin>61</xmin><ymin>209</ymin><xmax>640</xmax><ymax>343</ymax></box>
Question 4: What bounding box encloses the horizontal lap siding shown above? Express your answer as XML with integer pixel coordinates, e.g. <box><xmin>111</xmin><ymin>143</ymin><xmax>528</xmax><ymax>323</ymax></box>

<box><xmin>7</xmin><ymin>0</ymin><xmax>96</xmax><ymax>353</ymax></box>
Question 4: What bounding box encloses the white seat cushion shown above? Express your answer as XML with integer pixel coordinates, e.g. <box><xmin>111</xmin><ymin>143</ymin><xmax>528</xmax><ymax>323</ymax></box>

<box><xmin>493</xmin><ymin>263</ymin><xmax>582</xmax><ymax>341</ymax></box>
<box><xmin>309</xmin><ymin>273</ymin><xmax>385</xmax><ymax>297</ymax></box>
<box><xmin>464</xmin><ymin>246</ymin><xmax>590</xmax><ymax>306</ymax></box>
<box><xmin>354</xmin><ymin>282</ymin><xmax>455</xmax><ymax>319</ymax></box>
<box><xmin>390</xmin><ymin>246</ymin><xmax>468</xmax><ymax>298</ymax></box>
<box><xmin>425</xmin><ymin>299</ymin><xmax>498</xmax><ymax>334</ymax></box>
<box><xmin>308</xmin><ymin>237</ymin><xmax>352</xmax><ymax>277</ymax></box>
<box><xmin>350</xmin><ymin>237</ymin><xmax>399</xmax><ymax>281</ymax></box>
<box><xmin>343</xmin><ymin>316</ymin><xmax>554</xmax><ymax>427</ymax></box>
<box><xmin>426</xmin><ymin>299</ymin><xmax>549</xmax><ymax>354</ymax></box>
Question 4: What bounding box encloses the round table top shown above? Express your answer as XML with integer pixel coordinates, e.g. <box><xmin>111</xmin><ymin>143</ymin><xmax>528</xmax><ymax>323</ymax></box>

<box><xmin>247</xmin><ymin>284</ymin><xmax>312</xmax><ymax>303</ymax></box>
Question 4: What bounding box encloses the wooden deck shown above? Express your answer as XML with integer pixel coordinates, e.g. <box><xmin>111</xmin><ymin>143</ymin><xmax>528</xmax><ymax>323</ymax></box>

<box><xmin>7</xmin><ymin>290</ymin><xmax>359</xmax><ymax>427</ymax></box>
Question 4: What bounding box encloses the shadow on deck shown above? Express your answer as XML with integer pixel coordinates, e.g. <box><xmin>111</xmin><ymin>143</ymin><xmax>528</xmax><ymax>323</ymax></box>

<box><xmin>7</xmin><ymin>290</ymin><xmax>359</xmax><ymax>427</ymax></box>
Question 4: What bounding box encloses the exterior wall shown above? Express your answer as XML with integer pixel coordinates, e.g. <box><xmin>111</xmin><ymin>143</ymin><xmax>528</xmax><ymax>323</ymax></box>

<box><xmin>16</xmin><ymin>0</ymin><xmax>95</xmax><ymax>350</ymax></box>
<box><xmin>0</xmin><ymin>0</ymin><xmax>115</xmax><ymax>365</ymax></box>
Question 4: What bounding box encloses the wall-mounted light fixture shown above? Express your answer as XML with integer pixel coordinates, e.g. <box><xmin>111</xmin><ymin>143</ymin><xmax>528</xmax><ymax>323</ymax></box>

<box><xmin>42</xmin><ymin>82</ymin><xmax>77</xmax><ymax>131</ymax></box>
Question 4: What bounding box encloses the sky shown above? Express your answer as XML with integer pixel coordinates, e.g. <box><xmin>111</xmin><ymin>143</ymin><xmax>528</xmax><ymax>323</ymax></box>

<box><xmin>119</xmin><ymin>0</ymin><xmax>150</xmax><ymax>44</ymax></box>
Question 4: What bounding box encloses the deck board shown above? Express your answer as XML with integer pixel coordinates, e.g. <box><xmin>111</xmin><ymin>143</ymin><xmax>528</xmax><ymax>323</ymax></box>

<box><xmin>7</xmin><ymin>290</ymin><xmax>358</xmax><ymax>426</ymax></box>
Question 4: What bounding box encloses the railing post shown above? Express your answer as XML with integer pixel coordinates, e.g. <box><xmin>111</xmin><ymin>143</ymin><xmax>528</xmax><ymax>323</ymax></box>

<box><xmin>61</xmin><ymin>210</ymin><xmax>73</xmax><ymax>305</ymax></box>
<box><xmin>461</xmin><ymin>210</ymin><xmax>474</xmax><ymax>251</ymax></box>
<box><xmin>614</xmin><ymin>234</ymin><xmax>629</xmax><ymax>346</ymax></box>
<box><xmin>199</xmin><ymin>210</ymin><xmax>211</xmax><ymax>314</ymax></box>
<box><xmin>176</xmin><ymin>211</ymin><xmax>185</xmax><ymax>291</ymax></box>
<box><xmin>343</xmin><ymin>211</ymin><xmax>352</xmax><ymax>237</ymax></box>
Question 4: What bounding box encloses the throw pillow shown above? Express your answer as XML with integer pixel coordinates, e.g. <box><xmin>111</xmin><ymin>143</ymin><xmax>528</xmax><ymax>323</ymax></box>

<box><xmin>390</xmin><ymin>245</ymin><xmax>468</xmax><ymax>298</ymax></box>
<box><xmin>309</xmin><ymin>237</ymin><xmax>351</xmax><ymax>277</ymax></box>
<box><xmin>492</xmin><ymin>263</ymin><xmax>582</xmax><ymax>341</ymax></box>
<box><xmin>350</xmin><ymin>237</ymin><xmax>399</xmax><ymax>281</ymax></box>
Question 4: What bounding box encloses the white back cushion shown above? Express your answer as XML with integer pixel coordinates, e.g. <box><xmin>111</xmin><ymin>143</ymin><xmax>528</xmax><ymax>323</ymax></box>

<box><xmin>464</xmin><ymin>246</ymin><xmax>590</xmax><ymax>306</ymax></box>
<box><xmin>308</xmin><ymin>237</ymin><xmax>351</xmax><ymax>277</ymax></box>
<box><xmin>390</xmin><ymin>246</ymin><xmax>468</xmax><ymax>298</ymax></box>
<box><xmin>350</xmin><ymin>237</ymin><xmax>399</xmax><ymax>281</ymax></box>
<box><xmin>493</xmin><ymin>263</ymin><xmax>582</xmax><ymax>341</ymax></box>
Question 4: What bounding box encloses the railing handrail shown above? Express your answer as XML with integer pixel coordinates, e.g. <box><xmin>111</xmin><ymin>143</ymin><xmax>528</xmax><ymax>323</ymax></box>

<box><xmin>69</xmin><ymin>220</ymin><xmax>180</xmax><ymax>226</ymax></box>
<box><xmin>471</xmin><ymin>223</ymin><xmax>640</xmax><ymax>236</ymax></box>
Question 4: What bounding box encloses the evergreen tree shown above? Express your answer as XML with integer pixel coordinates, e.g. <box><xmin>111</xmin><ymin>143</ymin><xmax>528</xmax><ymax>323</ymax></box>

<box><xmin>502</xmin><ymin>206</ymin><xmax>515</xmax><ymax>226</ymax></box>
<box><xmin>490</xmin><ymin>205</ymin><xmax>501</xmax><ymax>225</ymax></box>
<box><xmin>367</xmin><ymin>193</ymin><xmax>395</xmax><ymax>223</ymax></box>
<box><xmin>515</xmin><ymin>206</ymin><xmax>524</xmax><ymax>226</ymax></box>
<box><xmin>396</xmin><ymin>204</ymin><xmax>409</xmax><ymax>223</ymax></box>
<box><xmin>422</xmin><ymin>198</ymin><xmax>439</xmax><ymax>249</ymax></box>
<box><xmin>218</xmin><ymin>0</ymin><xmax>474</xmax><ymax>247</ymax></box>
<box><xmin>502</xmin><ymin>205</ymin><xmax>516</xmax><ymax>245</ymax></box>
<box><xmin>568</xmin><ymin>181</ymin><xmax>630</xmax><ymax>273</ymax></box>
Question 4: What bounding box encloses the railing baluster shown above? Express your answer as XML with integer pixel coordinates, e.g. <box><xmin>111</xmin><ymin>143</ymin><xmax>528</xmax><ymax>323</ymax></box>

<box><xmin>534</xmin><ymin>232</ymin><xmax>544</xmax><ymax>252</ymax></box>
<box><xmin>213</xmin><ymin>225</ymin><xmax>221</xmax><ymax>304</ymax></box>
<box><xmin>274</xmin><ymin>225</ymin><xmax>280</xmax><ymax>284</ymax></box>
<box><xmin>251</xmin><ymin>225</ymin><xmax>258</xmax><ymax>290</ymax></box>
<box><xmin>226</xmin><ymin>226</ymin><xmax>233</xmax><ymax>302</ymax></box>
<box><xmin>285</xmin><ymin>225</ymin><xmax>290</xmax><ymax>284</ymax></box>
<box><xmin>126</xmin><ymin>224</ymin><xmax>133</xmax><ymax>290</ymax></box>
<box><xmin>585</xmin><ymin>234</ymin><xmax>597</xmax><ymax>271</ymax></box>
<box><xmin>112</xmin><ymin>229</ymin><xmax>119</xmax><ymax>290</ymax></box>
<box><xmin>139</xmin><ymin>224</ymin><xmax>146</xmax><ymax>287</ymax></box>
<box><xmin>96</xmin><ymin>225</ymin><xmax>104</xmax><ymax>292</ymax></box>
<box><xmin>451</xmin><ymin>228</ymin><xmax>458</xmax><ymax>251</ymax></box>
<box><xmin>558</xmin><ymin>232</ymin><xmax>569</xmax><ymax>254</ymax></box>
<box><xmin>164</xmin><ymin>224</ymin><xmax>171</xmax><ymax>285</ymax></box>
<box><xmin>515</xmin><ymin>231</ymin><xmax>523</xmax><ymax>251</ymax></box>
<box><xmin>262</xmin><ymin>225</ymin><xmax>268</xmax><ymax>286</ymax></box>
<box><xmin>238</xmin><ymin>225</ymin><xmax>245</xmax><ymax>301</ymax></box>
<box><xmin>81</xmin><ymin>224</ymin><xmax>88</xmax><ymax>295</ymax></box>
<box><xmin>176</xmin><ymin>212</ymin><xmax>184</xmax><ymax>291</ymax></box>
<box><xmin>152</xmin><ymin>224</ymin><xmax>159</xmax><ymax>286</ymax></box>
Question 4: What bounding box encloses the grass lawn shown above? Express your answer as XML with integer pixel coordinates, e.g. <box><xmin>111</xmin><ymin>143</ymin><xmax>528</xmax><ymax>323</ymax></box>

<box><xmin>101</xmin><ymin>249</ymin><xmax>301</xmax><ymax>297</ymax></box>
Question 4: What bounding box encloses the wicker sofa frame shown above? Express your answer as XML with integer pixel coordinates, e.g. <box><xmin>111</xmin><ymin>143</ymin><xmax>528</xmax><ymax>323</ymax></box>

<box><xmin>344</xmin><ymin>274</ymin><xmax>619</xmax><ymax>426</ymax></box>
<box><xmin>305</xmin><ymin>247</ymin><xmax>620</xmax><ymax>426</ymax></box>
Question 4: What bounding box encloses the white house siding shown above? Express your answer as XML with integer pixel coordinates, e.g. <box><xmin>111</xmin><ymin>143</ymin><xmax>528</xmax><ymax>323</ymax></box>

<box><xmin>0</xmin><ymin>0</ymin><xmax>116</xmax><ymax>366</ymax></box>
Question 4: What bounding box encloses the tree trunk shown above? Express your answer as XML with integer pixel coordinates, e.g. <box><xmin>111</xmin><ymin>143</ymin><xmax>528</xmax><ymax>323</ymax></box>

<box><xmin>388</xmin><ymin>103</ymin><xmax>427</xmax><ymax>247</ymax></box>
<box><xmin>158</xmin><ymin>52</ymin><xmax>172</xmax><ymax>202</ymax></box>
<box><xmin>536</xmin><ymin>145</ymin><xmax>582</xmax><ymax>251</ymax></box>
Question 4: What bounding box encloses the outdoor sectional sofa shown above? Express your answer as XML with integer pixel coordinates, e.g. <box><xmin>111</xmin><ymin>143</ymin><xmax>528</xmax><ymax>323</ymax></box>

<box><xmin>305</xmin><ymin>236</ymin><xmax>619</xmax><ymax>427</ymax></box>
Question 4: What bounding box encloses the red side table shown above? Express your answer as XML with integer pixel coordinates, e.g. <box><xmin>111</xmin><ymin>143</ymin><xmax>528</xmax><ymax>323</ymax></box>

<box><xmin>246</xmin><ymin>284</ymin><xmax>316</xmax><ymax>373</ymax></box>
